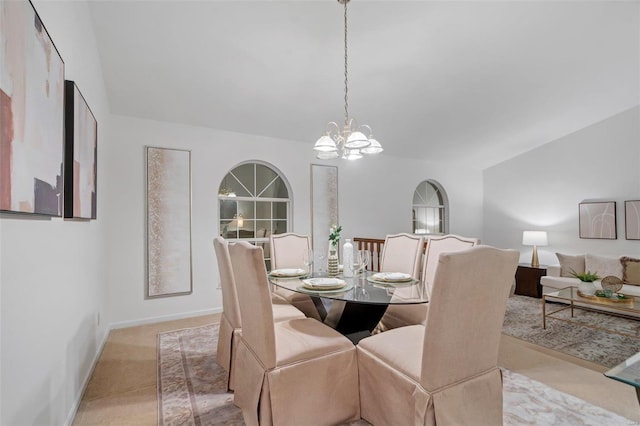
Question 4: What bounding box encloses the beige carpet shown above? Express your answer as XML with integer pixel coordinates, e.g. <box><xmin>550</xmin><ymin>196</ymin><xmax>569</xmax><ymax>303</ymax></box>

<box><xmin>158</xmin><ymin>323</ymin><xmax>637</xmax><ymax>425</ymax></box>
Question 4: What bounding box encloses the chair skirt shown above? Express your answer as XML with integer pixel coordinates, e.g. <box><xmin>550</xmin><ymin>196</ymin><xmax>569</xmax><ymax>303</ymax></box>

<box><xmin>358</xmin><ymin>341</ymin><xmax>503</xmax><ymax>426</ymax></box>
<box><xmin>234</xmin><ymin>337</ymin><xmax>360</xmax><ymax>426</ymax></box>
<box><xmin>216</xmin><ymin>314</ymin><xmax>239</xmax><ymax>391</ymax></box>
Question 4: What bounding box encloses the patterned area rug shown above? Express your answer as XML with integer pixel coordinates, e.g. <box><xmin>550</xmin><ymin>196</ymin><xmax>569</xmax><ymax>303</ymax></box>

<box><xmin>157</xmin><ymin>323</ymin><xmax>243</xmax><ymax>425</ymax></box>
<box><xmin>158</xmin><ymin>323</ymin><xmax>635</xmax><ymax>425</ymax></box>
<box><xmin>503</xmin><ymin>295</ymin><xmax>640</xmax><ymax>367</ymax></box>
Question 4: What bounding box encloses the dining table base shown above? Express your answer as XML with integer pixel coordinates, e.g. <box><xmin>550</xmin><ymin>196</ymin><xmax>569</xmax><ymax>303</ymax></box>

<box><xmin>311</xmin><ymin>297</ymin><xmax>388</xmax><ymax>344</ymax></box>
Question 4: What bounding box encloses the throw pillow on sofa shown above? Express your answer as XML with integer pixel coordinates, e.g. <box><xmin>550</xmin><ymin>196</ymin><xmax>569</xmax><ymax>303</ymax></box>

<box><xmin>621</xmin><ymin>256</ymin><xmax>640</xmax><ymax>285</ymax></box>
<box><xmin>585</xmin><ymin>254</ymin><xmax>623</xmax><ymax>279</ymax></box>
<box><xmin>556</xmin><ymin>253</ymin><xmax>585</xmax><ymax>277</ymax></box>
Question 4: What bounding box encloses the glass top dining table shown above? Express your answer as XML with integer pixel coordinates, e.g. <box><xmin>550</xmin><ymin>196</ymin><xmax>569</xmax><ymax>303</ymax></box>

<box><xmin>269</xmin><ymin>270</ymin><xmax>428</xmax><ymax>343</ymax></box>
<box><xmin>268</xmin><ymin>270</ymin><xmax>429</xmax><ymax>305</ymax></box>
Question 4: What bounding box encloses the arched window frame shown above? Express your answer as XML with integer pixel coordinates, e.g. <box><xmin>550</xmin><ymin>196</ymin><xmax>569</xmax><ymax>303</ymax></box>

<box><xmin>218</xmin><ymin>161</ymin><xmax>292</xmax><ymax>269</ymax></box>
<box><xmin>412</xmin><ymin>179</ymin><xmax>449</xmax><ymax>235</ymax></box>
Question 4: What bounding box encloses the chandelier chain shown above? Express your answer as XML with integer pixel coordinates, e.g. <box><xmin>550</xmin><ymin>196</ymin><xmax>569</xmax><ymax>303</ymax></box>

<box><xmin>313</xmin><ymin>0</ymin><xmax>383</xmax><ymax>159</ymax></box>
<box><xmin>343</xmin><ymin>0</ymin><xmax>349</xmax><ymax>127</ymax></box>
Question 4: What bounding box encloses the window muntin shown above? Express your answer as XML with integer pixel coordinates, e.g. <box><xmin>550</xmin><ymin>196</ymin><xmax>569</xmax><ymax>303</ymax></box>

<box><xmin>412</xmin><ymin>180</ymin><xmax>448</xmax><ymax>235</ymax></box>
<box><xmin>218</xmin><ymin>162</ymin><xmax>291</xmax><ymax>269</ymax></box>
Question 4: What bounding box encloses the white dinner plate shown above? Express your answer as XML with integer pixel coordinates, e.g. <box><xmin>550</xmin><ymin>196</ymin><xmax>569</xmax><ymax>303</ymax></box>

<box><xmin>371</xmin><ymin>272</ymin><xmax>413</xmax><ymax>283</ymax></box>
<box><xmin>297</xmin><ymin>282</ymin><xmax>353</xmax><ymax>294</ymax></box>
<box><xmin>270</xmin><ymin>268</ymin><xmax>307</xmax><ymax>277</ymax></box>
<box><xmin>301</xmin><ymin>278</ymin><xmax>347</xmax><ymax>290</ymax></box>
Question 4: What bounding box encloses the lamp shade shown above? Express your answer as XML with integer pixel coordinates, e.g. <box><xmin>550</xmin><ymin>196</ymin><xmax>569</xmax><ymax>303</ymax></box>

<box><xmin>361</xmin><ymin>138</ymin><xmax>383</xmax><ymax>154</ymax></box>
<box><xmin>343</xmin><ymin>149</ymin><xmax>363</xmax><ymax>161</ymax></box>
<box><xmin>314</xmin><ymin>135</ymin><xmax>338</xmax><ymax>152</ymax></box>
<box><xmin>316</xmin><ymin>151</ymin><xmax>339</xmax><ymax>160</ymax></box>
<box><xmin>344</xmin><ymin>131</ymin><xmax>370</xmax><ymax>149</ymax></box>
<box><xmin>522</xmin><ymin>231</ymin><xmax>548</xmax><ymax>246</ymax></box>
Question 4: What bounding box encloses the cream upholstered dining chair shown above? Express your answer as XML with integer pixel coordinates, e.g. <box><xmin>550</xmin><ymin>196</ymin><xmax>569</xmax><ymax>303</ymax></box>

<box><xmin>270</xmin><ymin>232</ymin><xmax>310</xmax><ymax>269</ymax></box>
<box><xmin>229</xmin><ymin>241</ymin><xmax>360</xmax><ymax>426</ymax></box>
<box><xmin>377</xmin><ymin>234</ymin><xmax>479</xmax><ymax>330</ymax></box>
<box><xmin>422</xmin><ymin>234</ymin><xmax>480</xmax><ymax>297</ymax></box>
<box><xmin>379</xmin><ymin>233</ymin><xmax>425</xmax><ymax>279</ymax></box>
<box><xmin>269</xmin><ymin>232</ymin><xmax>321</xmax><ymax>320</ymax></box>
<box><xmin>213</xmin><ymin>237</ymin><xmax>305</xmax><ymax>391</ymax></box>
<box><xmin>357</xmin><ymin>246</ymin><xmax>519</xmax><ymax>426</ymax></box>
<box><xmin>375</xmin><ymin>233</ymin><xmax>424</xmax><ymax>331</ymax></box>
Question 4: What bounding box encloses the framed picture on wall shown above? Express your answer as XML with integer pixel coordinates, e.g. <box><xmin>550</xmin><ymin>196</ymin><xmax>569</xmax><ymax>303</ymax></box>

<box><xmin>64</xmin><ymin>80</ymin><xmax>97</xmax><ymax>219</ymax></box>
<box><xmin>310</xmin><ymin>164</ymin><xmax>338</xmax><ymax>273</ymax></box>
<box><xmin>625</xmin><ymin>200</ymin><xmax>640</xmax><ymax>240</ymax></box>
<box><xmin>0</xmin><ymin>0</ymin><xmax>65</xmax><ymax>216</ymax></box>
<box><xmin>578</xmin><ymin>201</ymin><xmax>617</xmax><ymax>239</ymax></box>
<box><xmin>146</xmin><ymin>146</ymin><xmax>193</xmax><ymax>298</ymax></box>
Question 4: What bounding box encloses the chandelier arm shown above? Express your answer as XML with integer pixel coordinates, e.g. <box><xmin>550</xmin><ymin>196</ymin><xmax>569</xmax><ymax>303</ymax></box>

<box><xmin>360</xmin><ymin>124</ymin><xmax>372</xmax><ymax>137</ymax></box>
<box><xmin>343</xmin><ymin>0</ymin><xmax>349</xmax><ymax>127</ymax></box>
<box><xmin>326</xmin><ymin>121</ymin><xmax>341</xmax><ymax>136</ymax></box>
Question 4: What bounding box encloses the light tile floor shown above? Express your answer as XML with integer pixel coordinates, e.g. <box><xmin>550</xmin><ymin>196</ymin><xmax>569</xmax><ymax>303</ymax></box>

<box><xmin>72</xmin><ymin>313</ymin><xmax>640</xmax><ymax>425</ymax></box>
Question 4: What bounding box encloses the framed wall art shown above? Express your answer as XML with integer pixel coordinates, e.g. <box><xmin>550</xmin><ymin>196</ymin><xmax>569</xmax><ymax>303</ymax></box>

<box><xmin>579</xmin><ymin>201</ymin><xmax>617</xmax><ymax>240</ymax></box>
<box><xmin>625</xmin><ymin>200</ymin><xmax>640</xmax><ymax>240</ymax></box>
<box><xmin>64</xmin><ymin>80</ymin><xmax>97</xmax><ymax>219</ymax></box>
<box><xmin>310</xmin><ymin>164</ymin><xmax>338</xmax><ymax>271</ymax></box>
<box><xmin>146</xmin><ymin>146</ymin><xmax>192</xmax><ymax>298</ymax></box>
<box><xmin>0</xmin><ymin>0</ymin><xmax>65</xmax><ymax>216</ymax></box>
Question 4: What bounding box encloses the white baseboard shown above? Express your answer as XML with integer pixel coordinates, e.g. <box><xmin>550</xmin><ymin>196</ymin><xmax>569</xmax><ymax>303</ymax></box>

<box><xmin>64</xmin><ymin>326</ymin><xmax>110</xmax><ymax>426</ymax></box>
<box><xmin>109</xmin><ymin>307</ymin><xmax>222</xmax><ymax>330</ymax></box>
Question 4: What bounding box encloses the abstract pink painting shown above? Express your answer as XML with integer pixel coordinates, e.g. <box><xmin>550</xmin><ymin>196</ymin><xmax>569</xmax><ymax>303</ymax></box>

<box><xmin>64</xmin><ymin>81</ymin><xmax>97</xmax><ymax>219</ymax></box>
<box><xmin>0</xmin><ymin>1</ymin><xmax>64</xmax><ymax>216</ymax></box>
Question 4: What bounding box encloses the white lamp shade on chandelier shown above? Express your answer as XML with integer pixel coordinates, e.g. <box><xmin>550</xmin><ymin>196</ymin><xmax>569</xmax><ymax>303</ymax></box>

<box><xmin>313</xmin><ymin>0</ymin><xmax>383</xmax><ymax>161</ymax></box>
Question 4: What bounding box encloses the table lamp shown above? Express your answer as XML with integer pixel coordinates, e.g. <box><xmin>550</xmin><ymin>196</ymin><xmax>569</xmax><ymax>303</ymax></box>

<box><xmin>522</xmin><ymin>231</ymin><xmax>548</xmax><ymax>267</ymax></box>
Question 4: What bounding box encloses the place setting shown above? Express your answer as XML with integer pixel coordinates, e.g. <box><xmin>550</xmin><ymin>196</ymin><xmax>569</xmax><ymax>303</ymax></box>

<box><xmin>268</xmin><ymin>268</ymin><xmax>309</xmax><ymax>279</ymax></box>
<box><xmin>296</xmin><ymin>277</ymin><xmax>353</xmax><ymax>295</ymax></box>
<box><xmin>367</xmin><ymin>272</ymin><xmax>416</xmax><ymax>286</ymax></box>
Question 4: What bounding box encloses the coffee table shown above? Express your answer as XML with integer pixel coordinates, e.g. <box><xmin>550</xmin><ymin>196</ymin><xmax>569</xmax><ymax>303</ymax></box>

<box><xmin>542</xmin><ymin>287</ymin><xmax>640</xmax><ymax>338</ymax></box>
<box><xmin>604</xmin><ymin>352</ymin><xmax>640</xmax><ymax>405</ymax></box>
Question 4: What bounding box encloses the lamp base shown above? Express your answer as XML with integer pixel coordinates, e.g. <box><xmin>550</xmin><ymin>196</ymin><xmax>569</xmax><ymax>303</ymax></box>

<box><xmin>531</xmin><ymin>245</ymin><xmax>539</xmax><ymax>268</ymax></box>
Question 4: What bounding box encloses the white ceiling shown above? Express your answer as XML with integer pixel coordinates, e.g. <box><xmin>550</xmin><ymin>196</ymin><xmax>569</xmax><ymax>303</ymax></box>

<box><xmin>88</xmin><ymin>0</ymin><xmax>639</xmax><ymax>168</ymax></box>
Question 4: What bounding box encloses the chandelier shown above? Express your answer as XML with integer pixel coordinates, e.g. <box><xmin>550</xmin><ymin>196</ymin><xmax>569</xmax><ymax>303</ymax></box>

<box><xmin>314</xmin><ymin>0</ymin><xmax>383</xmax><ymax>161</ymax></box>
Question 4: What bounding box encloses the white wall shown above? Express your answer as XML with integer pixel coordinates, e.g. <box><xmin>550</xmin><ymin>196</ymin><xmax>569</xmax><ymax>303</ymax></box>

<box><xmin>0</xmin><ymin>1</ymin><xmax>110</xmax><ymax>424</ymax></box>
<box><xmin>106</xmin><ymin>115</ymin><xmax>484</xmax><ymax>326</ymax></box>
<box><xmin>483</xmin><ymin>106</ymin><xmax>640</xmax><ymax>265</ymax></box>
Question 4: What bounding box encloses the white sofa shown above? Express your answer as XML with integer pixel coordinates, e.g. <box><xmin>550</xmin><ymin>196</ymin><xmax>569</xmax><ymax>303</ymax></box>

<box><xmin>540</xmin><ymin>253</ymin><xmax>640</xmax><ymax>317</ymax></box>
<box><xmin>540</xmin><ymin>253</ymin><xmax>640</xmax><ymax>318</ymax></box>
<box><xmin>541</xmin><ymin>265</ymin><xmax>640</xmax><ymax>297</ymax></box>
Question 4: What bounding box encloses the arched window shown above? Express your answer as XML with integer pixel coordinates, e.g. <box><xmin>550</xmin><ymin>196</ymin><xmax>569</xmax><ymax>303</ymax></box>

<box><xmin>218</xmin><ymin>162</ymin><xmax>291</xmax><ymax>269</ymax></box>
<box><xmin>412</xmin><ymin>180</ymin><xmax>448</xmax><ymax>235</ymax></box>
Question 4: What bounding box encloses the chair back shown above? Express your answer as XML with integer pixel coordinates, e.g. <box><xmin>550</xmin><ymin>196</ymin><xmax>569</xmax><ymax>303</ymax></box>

<box><xmin>213</xmin><ymin>237</ymin><xmax>241</xmax><ymax>328</ymax></box>
<box><xmin>270</xmin><ymin>232</ymin><xmax>310</xmax><ymax>270</ymax></box>
<box><xmin>422</xmin><ymin>234</ymin><xmax>479</xmax><ymax>297</ymax></box>
<box><xmin>420</xmin><ymin>246</ymin><xmax>518</xmax><ymax>390</ymax></box>
<box><xmin>380</xmin><ymin>233</ymin><xmax>424</xmax><ymax>278</ymax></box>
<box><xmin>228</xmin><ymin>241</ymin><xmax>277</xmax><ymax>369</ymax></box>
